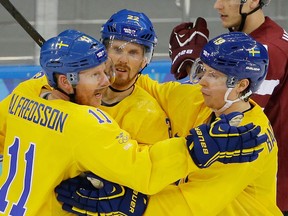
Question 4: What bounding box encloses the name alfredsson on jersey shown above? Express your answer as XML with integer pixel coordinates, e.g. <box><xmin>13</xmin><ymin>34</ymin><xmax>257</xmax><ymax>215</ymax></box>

<box><xmin>8</xmin><ymin>93</ymin><xmax>68</xmax><ymax>133</ymax></box>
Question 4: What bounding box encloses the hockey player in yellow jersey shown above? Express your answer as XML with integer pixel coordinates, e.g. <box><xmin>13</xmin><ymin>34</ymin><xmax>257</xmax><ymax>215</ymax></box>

<box><xmin>0</xmin><ymin>29</ymin><xmax>266</xmax><ymax>215</ymax></box>
<box><xmin>57</xmin><ymin>32</ymin><xmax>281</xmax><ymax>215</ymax></box>
<box><xmin>99</xmin><ymin>9</ymin><xmax>171</xmax><ymax>144</ymax></box>
<box><xmin>140</xmin><ymin>32</ymin><xmax>281</xmax><ymax>215</ymax></box>
<box><xmin>45</xmin><ymin>9</ymin><xmax>171</xmax><ymax>144</ymax></box>
<box><xmin>0</xmin><ymin>30</ymin><xmax>183</xmax><ymax>215</ymax></box>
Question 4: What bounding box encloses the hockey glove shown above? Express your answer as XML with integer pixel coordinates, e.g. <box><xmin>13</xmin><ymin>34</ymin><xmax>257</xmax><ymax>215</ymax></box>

<box><xmin>55</xmin><ymin>173</ymin><xmax>147</xmax><ymax>216</ymax></box>
<box><xmin>186</xmin><ymin>112</ymin><xmax>267</xmax><ymax>168</ymax></box>
<box><xmin>169</xmin><ymin>17</ymin><xmax>209</xmax><ymax>80</ymax></box>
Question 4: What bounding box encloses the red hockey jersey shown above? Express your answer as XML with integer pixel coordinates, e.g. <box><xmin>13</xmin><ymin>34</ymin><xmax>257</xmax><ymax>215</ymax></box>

<box><xmin>250</xmin><ymin>17</ymin><xmax>288</xmax><ymax>211</ymax></box>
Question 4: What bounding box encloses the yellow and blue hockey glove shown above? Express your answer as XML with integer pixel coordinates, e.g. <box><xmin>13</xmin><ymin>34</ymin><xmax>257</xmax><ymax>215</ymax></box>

<box><xmin>55</xmin><ymin>174</ymin><xmax>92</xmax><ymax>205</ymax></box>
<box><xmin>55</xmin><ymin>173</ymin><xmax>147</xmax><ymax>216</ymax></box>
<box><xmin>186</xmin><ymin>112</ymin><xmax>267</xmax><ymax>168</ymax></box>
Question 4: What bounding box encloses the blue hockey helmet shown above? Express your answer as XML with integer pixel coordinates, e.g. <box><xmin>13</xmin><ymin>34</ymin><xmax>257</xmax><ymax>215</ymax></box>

<box><xmin>259</xmin><ymin>0</ymin><xmax>271</xmax><ymax>6</ymax></box>
<box><xmin>240</xmin><ymin>0</ymin><xmax>270</xmax><ymax>7</ymax></box>
<box><xmin>101</xmin><ymin>9</ymin><xmax>157</xmax><ymax>63</ymax></box>
<box><xmin>40</xmin><ymin>29</ymin><xmax>108</xmax><ymax>87</ymax></box>
<box><xmin>200</xmin><ymin>32</ymin><xmax>269</xmax><ymax>93</ymax></box>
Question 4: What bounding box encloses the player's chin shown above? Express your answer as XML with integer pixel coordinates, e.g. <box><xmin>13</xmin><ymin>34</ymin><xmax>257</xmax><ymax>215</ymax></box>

<box><xmin>202</xmin><ymin>96</ymin><xmax>213</xmax><ymax>108</ymax></box>
<box><xmin>219</xmin><ymin>20</ymin><xmax>230</xmax><ymax>28</ymax></box>
<box><xmin>221</xmin><ymin>22</ymin><xmax>230</xmax><ymax>29</ymax></box>
<box><xmin>91</xmin><ymin>94</ymin><xmax>103</xmax><ymax>107</ymax></box>
<box><xmin>91</xmin><ymin>98</ymin><xmax>102</xmax><ymax>108</ymax></box>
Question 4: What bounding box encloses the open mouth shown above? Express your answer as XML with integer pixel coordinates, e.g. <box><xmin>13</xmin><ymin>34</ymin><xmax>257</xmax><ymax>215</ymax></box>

<box><xmin>94</xmin><ymin>92</ymin><xmax>102</xmax><ymax>98</ymax></box>
<box><xmin>115</xmin><ymin>64</ymin><xmax>130</xmax><ymax>73</ymax></box>
<box><xmin>219</xmin><ymin>14</ymin><xmax>228</xmax><ymax>19</ymax></box>
<box><xmin>94</xmin><ymin>87</ymin><xmax>107</xmax><ymax>98</ymax></box>
<box><xmin>116</xmin><ymin>67</ymin><xmax>128</xmax><ymax>73</ymax></box>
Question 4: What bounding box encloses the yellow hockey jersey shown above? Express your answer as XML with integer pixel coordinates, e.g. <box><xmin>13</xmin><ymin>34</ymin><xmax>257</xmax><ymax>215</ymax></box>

<box><xmin>138</xmin><ymin>75</ymin><xmax>282</xmax><ymax>216</ymax></box>
<box><xmin>0</xmin><ymin>72</ymin><xmax>196</xmax><ymax>215</ymax></box>
<box><xmin>137</xmin><ymin>75</ymin><xmax>207</xmax><ymax>137</ymax></box>
<box><xmin>100</xmin><ymin>85</ymin><xmax>171</xmax><ymax>145</ymax></box>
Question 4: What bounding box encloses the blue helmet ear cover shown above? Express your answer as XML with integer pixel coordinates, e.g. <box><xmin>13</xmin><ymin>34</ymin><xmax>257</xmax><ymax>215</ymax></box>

<box><xmin>200</xmin><ymin>32</ymin><xmax>269</xmax><ymax>93</ymax></box>
<box><xmin>40</xmin><ymin>29</ymin><xmax>107</xmax><ymax>87</ymax></box>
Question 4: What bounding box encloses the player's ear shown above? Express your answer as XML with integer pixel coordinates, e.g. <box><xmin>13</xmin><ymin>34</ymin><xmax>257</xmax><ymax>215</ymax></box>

<box><xmin>140</xmin><ymin>58</ymin><xmax>148</xmax><ymax>70</ymax></box>
<box><xmin>57</xmin><ymin>74</ymin><xmax>73</xmax><ymax>93</ymax></box>
<box><xmin>250</xmin><ymin>0</ymin><xmax>260</xmax><ymax>9</ymax></box>
<box><xmin>237</xmin><ymin>79</ymin><xmax>250</xmax><ymax>93</ymax></box>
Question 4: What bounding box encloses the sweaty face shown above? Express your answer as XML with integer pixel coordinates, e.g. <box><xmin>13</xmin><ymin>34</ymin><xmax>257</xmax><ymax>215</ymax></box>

<box><xmin>106</xmin><ymin>39</ymin><xmax>146</xmax><ymax>90</ymax></box>
<box><xmin>198</xmin><ymin>63</ymin><xmax>229</xmax><ymax>110</ymax></box>
<box><xmin>214</xmin><ymin>0</ymin><xmax>243</xmax><ymax>29</ymax></box>
<box><xmin>74</xmin><ymin>63</ymin><xmax>111</xmax><ymax>107</ymax></box>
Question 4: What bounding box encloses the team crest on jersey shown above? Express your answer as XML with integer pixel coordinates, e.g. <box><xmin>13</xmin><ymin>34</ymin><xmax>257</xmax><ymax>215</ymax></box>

<box><xmin>116</xmin><ymin>132</ymin><xmax>132</xmax><ymax>150</ymax></box>
<box><xmin>116</xmin><ymin>132</ymin><xmax>129</xmax><ymax>144</ymax></box>
<box><xmin>32</xmin><ymin>71</ymin><xmax>45</xmax><ymax>79</ymax></box>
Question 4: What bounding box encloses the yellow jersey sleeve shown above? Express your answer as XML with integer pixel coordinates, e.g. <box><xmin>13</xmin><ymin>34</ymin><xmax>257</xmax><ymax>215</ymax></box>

<box><xmin>144</xmin><ymin>102</ymin><xmax>281</xmax><ymax>216</ymax></box>
<box><xmin>138</xmin><ymin>75</ymin><xmax>209</xmax><ymax>136</ymax></box>
<box><xmin>137</xmin><ymin>74</ymin><xmax>181</xmax><ymax>110</ymax></box>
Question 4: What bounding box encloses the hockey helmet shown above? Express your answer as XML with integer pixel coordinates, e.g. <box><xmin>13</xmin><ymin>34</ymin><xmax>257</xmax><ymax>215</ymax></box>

<box><xmin>101</xmin><ymin>9</ymin><xmax>157</xmax><ymax>63</ymax></box>
<box><xmin>200</xmin><ymin>32</ymin><xmax>268</xmax><ymax>93</ymax></box>
<box><xmin>40</xmin><ymin>29</ymin><xmax>108</xmax><ymax>87</ymax></box>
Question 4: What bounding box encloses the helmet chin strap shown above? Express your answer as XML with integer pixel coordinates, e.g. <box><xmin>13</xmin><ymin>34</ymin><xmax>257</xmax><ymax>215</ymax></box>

<box><xmin>229</xmin><ymin>1</ymin><xmax>262</xmax><ymax>32</ymax></box>
<box><xmin>213</xmin><ymin>88</ymin><xmax>236</xmax><ymax>113</ymax></box>
<box><xmin>213</xmin><ymin>88</ymin><xmax>252</xmax><ymax>113</ymax></box>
